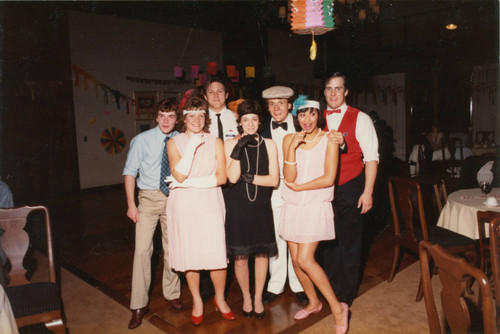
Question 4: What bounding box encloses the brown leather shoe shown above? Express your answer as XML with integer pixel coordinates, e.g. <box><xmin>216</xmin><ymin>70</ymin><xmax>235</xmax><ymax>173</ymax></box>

<box><xmin>168</xmin><ymin>298</ymin><xmax>183</xmax><ymax>311</ymax></box>
<box><xmin>128</xmin><ymin>306</ymin><xmax>149</xmax><ymax>329</ymax></box>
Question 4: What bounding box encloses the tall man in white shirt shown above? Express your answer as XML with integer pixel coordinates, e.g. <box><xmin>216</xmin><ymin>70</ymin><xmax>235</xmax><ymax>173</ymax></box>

<box><xmin>205</xmin><ymin>77</ymin><xmax>238</xmax><ymax>141</ymax></box>
<box><xmin>321</xmin><ymin>73</ymin><xmax>379</xmax><ymax>307</ymax></box>
<box><xmin>123</xmin><ymin>99</ymin><xmax>183</xmax><ymax>329</ymax></box>
<box><xmin>260</xmin><ymin>86</ymin><xmax>308</xmax><ymax>305</ymax></box>
<box><xmin>199</xmin><ymin>77</ymin><xmax>238</xmax><ymax>302</ymax></box>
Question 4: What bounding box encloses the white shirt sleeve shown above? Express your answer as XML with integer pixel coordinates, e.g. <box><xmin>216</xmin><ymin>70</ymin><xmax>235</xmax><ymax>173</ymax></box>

<box><xmin>355</xmin><ymin>112</ymin><xmax>379</xmax><ymax>163</ymax></box>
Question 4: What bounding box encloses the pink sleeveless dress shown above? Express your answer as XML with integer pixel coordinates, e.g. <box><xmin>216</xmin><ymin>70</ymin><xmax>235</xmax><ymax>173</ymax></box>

<box><xmin>166</xmin><ymin>133</ymin><xmax>227</xmax><ymax>271</ymax></box>
<box><xmin>278</xmin><ymin>135</ymin><xmax>335</xmax><ymax>243</ymax></box>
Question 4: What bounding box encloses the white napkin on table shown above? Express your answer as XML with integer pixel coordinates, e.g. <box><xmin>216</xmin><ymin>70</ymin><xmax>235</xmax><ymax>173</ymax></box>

<box><xmin>477</xmin><ymin>161</ymin><xmax>494</xmax><ymax>184</ymax></box>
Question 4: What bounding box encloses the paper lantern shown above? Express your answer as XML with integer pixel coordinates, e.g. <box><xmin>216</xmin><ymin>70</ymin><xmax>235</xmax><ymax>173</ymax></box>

<box><xmin>231</xmin><ymin>71</ymin><xmax>240</xmax><ymax>83</ymax></box>
<box><xmin>174</xmin><ymin>66</ymin><xmax>183</xmax><ymax>78</ymax></box>
<box><xmin>207</xmin><ymin>62</ymin><xmax>217</xmax><ymax>75</ymax></box>
<box><xmin>245</xmin><ymin>66</ymin><xmax>255</xmax><ymax>78</ymax></box>
<box><xmin>290</xmin><ymin>0</ymin><xmax>335</xmax><ymax>60</ymax></box>
<box><xmin>191</xmin><ymin>65</ymin><xmax>200</xmax><ymax>79</ymax></box>
<box><xmin>358</xmin><ymin>9</ymin><xmax>366</xmax><ymax>21</ymax></box>
<box><xmin>226</xmin><ymin>65</ymin><xmax>237</xmax><ymax>78</ymax></box>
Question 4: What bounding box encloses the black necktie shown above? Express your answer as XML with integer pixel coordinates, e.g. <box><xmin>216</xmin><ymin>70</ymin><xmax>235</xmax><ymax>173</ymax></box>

<box><xmin>272</xmin><ymin>120</ymin><xmax>288</xmax><ymax>131</ymax></box>
<box><xmin>216</xmin><ymin>113</ymin><xmax>224</xmax><ymax>140</ymax></box>
<box><xmin>159</xmin><ymin>136</ymin><xmax>171</xmax><ymax>196</ymax></box>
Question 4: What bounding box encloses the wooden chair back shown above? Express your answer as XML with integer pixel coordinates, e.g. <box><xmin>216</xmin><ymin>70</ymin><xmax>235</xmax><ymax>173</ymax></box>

<box><xmin>433</xmin><ymin>179</ymin><xmax>448</xmax><ymax>213</ymax></box>
<box><xmin>0</xmin><ymin>206</ymin><xmax>65</xmax><ymax>333</ymax></box>
<box><xmin>489</xmin><ymin>218</ymin><xmax>500</xmax><ymax>327</ymax></box>
<box><xmin>388</xmin><ymin>176</ymin><xmax>429</xmax><ymax>253</ymax></box>
<box><xmin>476</xmin><ymin>211</ymin><xmax>500</xmax><ymax>274</ymax></box>
<box><xmin>419</xmin><ymin>241</ymin><xmax>497</xmax><ymax>334</ymax></box>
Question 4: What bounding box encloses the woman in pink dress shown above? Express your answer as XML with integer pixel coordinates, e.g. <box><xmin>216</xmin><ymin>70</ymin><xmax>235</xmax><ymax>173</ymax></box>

<box><xmin>280</xmin><ymin>96</ymin><xmax>348</xmax><ymax>334</ymax></box>
<box><xmin>166</xmin><ymin>96</ymin><xmax>234</xmax><ymax>325</ymax></box>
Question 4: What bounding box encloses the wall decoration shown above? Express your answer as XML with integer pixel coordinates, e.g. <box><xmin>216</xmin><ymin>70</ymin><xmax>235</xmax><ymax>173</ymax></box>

<box><xmin>207</xmin><ymin>62</ymin><xmax>217</xmax><ymax>75</ymax></box>
<box><xmin>72</xmin><ymin>64</ymin><xmax>133</xmax><ymax>110</ymax></box>
<box><xmin>191</xmin><ymin>65</ymin><xmax>200</xmax><ymax>79</ymax></box>
<box><xmin>100</xmin><ymin>127</ymin><xmax>126</xmax><ymax>154</ymax></box>
<box><xmin>200</xmin><ymin>73</ymin><xmax>207</xmax><ymax>86</ymax></box>
<box><xmin>226</xmin><ymin>65</ymin><xmax>237</xmax><ymax>78</ymax></box>
<box><xmin>174</xmin><ymin>66</ymin><xmax>183</xmax><ymax>78</ymax></box>
<box><xmin>231</xmin><ymin>71</ymin><xmax>240</xmax><ymax>83</ymax></box>
<box><xmin>134</xmin><ymin>91</ymin><xmax>158</xmax><ymax>120</ymax></box>
<box><xmin>135</xmin><ymin>119</ymin><xmax>156</xmax><ymax>134</ymax></box>
<box><xmin>245</xmin><ymin>66</ymin><xmax>255</xmax><ymax>78</ymax></box>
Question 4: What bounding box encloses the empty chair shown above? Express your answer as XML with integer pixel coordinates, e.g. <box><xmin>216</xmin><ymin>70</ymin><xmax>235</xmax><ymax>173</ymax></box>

<box><xmin>420</xmin><ymin>241</ymin><xmax>497</xmax><ymax>334</ymax></box>
<box><xmin>387</xmin><ymin>177</ymin><xmax>477</xmax><ymax>301</ymax></box>
<box><xmin>0</xmin><ymin>206</ymin><xmax>66</xmax><ymax>333</ymax></box>
<box><xmin>476</xmin><ymin>211</ymin><xmax>500</xmax><ymax>276</ymax></box>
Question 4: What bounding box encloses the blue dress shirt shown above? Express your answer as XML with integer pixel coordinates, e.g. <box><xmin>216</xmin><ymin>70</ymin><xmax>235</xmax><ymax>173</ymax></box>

<box><xmin>122</xmin><ymin>126</ymin><xmax>178</xmax><ymax>190</ymax></box>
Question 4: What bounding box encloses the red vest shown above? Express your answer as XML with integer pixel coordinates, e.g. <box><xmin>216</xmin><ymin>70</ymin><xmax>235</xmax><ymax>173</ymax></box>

<box><xmin>323</xmin><ymin>106</ymin><xmax>364</xmax><ymax>185</ymax></box>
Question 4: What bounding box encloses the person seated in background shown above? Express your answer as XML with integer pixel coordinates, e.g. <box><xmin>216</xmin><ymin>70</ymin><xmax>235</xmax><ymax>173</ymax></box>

<box><xmin>426</xmin><ymin>123</ymin><xmax>445</xmax><ymax>152</ymax></box>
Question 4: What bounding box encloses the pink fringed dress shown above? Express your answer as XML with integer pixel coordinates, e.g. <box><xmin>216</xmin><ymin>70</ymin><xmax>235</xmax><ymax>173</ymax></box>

<box><xmin>166</xmin><ymin>133</ymin><xmax>227</xmax><ymax>271</ymax></box>
<box><xmin>279</xmin><ymin>135</ymin><xmax>335</xmax><ymax>243</ymax></box>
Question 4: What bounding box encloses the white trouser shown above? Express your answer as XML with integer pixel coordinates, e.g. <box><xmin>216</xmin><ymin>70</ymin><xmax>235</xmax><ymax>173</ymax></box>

<box><xmin>267</xmin><ymin>182</ymin><xmax>303</xmax><ymax>294</ymax></box>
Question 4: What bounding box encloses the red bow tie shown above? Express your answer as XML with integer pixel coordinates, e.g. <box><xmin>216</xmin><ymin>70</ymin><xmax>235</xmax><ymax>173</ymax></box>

<box><xmin>326</xmin><ymin>109</ymin><xmax>342</xmax><ymax>115</ymax></box>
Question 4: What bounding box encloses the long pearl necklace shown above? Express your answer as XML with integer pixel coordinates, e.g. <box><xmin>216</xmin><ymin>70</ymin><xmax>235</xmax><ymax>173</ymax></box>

<box><xmin>244</xmin><ymin>134</ymin><xmax>260</xmax><ymax>202</ymax></box>
<box><xmin>304</xmin><ymin>129</ymin><xmax>321</xmax><ymax>143</ymax></box>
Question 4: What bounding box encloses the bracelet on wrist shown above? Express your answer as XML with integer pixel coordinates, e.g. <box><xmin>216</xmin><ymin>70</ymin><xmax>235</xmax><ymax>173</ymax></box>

<box><xmin>284</xmin><ymin>160</ymin><xmax>297</xmax><ymax>165</ymax></box>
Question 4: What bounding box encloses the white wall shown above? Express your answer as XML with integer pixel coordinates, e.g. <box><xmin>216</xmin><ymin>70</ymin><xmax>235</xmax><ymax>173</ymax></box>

<box><xmin>68</xmin><ymin>12</ymin><xmax>223</xmax><ymax>188</ymax></box>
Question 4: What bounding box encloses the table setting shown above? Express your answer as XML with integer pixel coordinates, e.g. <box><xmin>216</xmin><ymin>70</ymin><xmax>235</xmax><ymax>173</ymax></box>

<box><xmin>437</xmin><ymin>161</ymin><xmax>498</xmax><ymax>239</ymax></box>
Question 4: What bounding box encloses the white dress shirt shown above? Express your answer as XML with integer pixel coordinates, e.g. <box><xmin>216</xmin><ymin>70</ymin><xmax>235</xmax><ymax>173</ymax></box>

<box><xmin>326</xmin><ymin>103</ymin><xmax>379</xmax><ymax>163</ymax></box>
<box><xmin>208</xmin><ymin>107</ymin><xmax>238</xmax><ymax>141</ymax></box>
<box><xmin>270</xmin><ymin>113</ymin><xmax>296</xmax><ymax>178</ymax></box>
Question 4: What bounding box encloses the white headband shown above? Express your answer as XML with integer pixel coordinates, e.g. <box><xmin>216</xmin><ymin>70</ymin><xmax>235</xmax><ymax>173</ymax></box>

<box><xmin>299</xmin><ymin>100</ymin><xmax>320</xmax><ymax>110</ymax></box>
<box><xmin>183</xmin><ymin>109</ymin><xmax>206</xmax><ymax>115</ymax></box>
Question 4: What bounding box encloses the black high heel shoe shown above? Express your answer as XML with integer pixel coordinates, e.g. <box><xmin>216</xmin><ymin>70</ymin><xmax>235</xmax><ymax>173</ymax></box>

<box><xmin>254</xmin><ymin>310</ymin><xmax>265</xmax><ymax>319</ymax></box>
<box><xmin>242</xmin><ymin>309</ymin><xmax>254</xmax><ymax>318</ymax></box>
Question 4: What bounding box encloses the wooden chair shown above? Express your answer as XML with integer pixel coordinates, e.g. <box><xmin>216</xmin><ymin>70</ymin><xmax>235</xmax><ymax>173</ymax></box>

<box><xmin>387</xmin><ymin>177</ymin><xmax>477</xmax><ymax>301</ymax></box>
<box><xmin>489</xmin><ymin>218</ymin><xmax>500</xmax><ymax>329</ymax></box>
<box><xmin>433</xmin><ymin>179</ymin><xmax>448</xmax><ymax>214</ymax></box>
<box><xmin>419</xmin><ymin>241</ymin><xmax>497</xmax><ymax>334</ymax></box>
<box><xmin>477</xmin><ymin>211</ymin><xmax>500</xmax><ymax>276</ymax></box>
<box><xmin>0</xmin><ymin>206</ymin><xmax>66</xmax><ymax>333</ymax></box>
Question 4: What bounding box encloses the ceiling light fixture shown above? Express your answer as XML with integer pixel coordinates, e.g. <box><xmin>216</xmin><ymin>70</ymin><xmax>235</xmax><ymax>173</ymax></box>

<box><xmin>446</xmin><ymin>23</ymin><xmax>457</xmax><ymax>30</ymax></box>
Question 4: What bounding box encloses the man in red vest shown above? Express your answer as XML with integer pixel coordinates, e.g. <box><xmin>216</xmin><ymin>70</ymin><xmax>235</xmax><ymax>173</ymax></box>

<box><xmin>320</xmin><ymin>73</ymin><xmax>379</xmax><ymax>307</ymax></box>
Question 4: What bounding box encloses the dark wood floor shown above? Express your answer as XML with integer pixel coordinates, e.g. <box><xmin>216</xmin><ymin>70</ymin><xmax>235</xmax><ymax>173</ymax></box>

<box><xmin>33</xmin><ymin>183</ymin><xmax>418</xmax><ymax>333</ymax></box>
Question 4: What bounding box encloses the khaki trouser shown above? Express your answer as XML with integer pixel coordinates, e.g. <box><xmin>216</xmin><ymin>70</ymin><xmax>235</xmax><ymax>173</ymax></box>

<box><xmin>130</xmin><ymin>190</ymin><xmax>181</xmax><ymax>310</ymax></box>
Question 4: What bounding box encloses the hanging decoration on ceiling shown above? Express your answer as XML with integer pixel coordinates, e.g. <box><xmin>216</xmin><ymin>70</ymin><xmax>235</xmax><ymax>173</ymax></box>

<box><xmin>100</xmin><ymin>126</ymin><xmax>126</xmax><ymax>154</ymax></box>
<box><xmin>290</xmin><ymin>0</ymin><xmax>335</xmax><ymax>60</ymax></box>
<box><xmin>245</xmin><ymin>67</ymin><xmax>255</xmax><ymax>78</ymax></box>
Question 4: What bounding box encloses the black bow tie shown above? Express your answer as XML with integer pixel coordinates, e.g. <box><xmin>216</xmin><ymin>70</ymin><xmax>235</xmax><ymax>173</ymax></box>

<box><xmin>272</xmin><ymin>121</ymin><xmax>288</xmax><ymax>131</ymax></box>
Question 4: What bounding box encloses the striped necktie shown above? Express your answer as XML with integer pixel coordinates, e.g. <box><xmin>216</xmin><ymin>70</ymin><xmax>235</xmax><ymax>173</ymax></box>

<box><xmin>159</xmin><ymin>136</ymin><xmax>171</xmax><ymax>196</ymax></box>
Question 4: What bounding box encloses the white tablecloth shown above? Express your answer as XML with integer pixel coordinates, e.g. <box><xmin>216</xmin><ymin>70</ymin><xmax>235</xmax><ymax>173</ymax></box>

<box><xmin>0</xmin><ymin>285</ymin><xmax>17</xmax><ymax>334</ymax></box>
<box><xmin>437</xmin><ymin>188</ymin><xmax>500</xmax><ymax>239</ymax></box>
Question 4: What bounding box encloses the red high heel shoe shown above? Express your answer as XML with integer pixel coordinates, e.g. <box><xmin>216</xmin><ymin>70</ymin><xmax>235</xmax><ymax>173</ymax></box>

<box><xmin>191</xmin><ymin>314</ymin><xmax>203</xmax><ymax>325</ymax></box>
<box><xmin>213</xmin><ymin>298</ymin><xmax>235</xmax><ymax>320</ymax></box>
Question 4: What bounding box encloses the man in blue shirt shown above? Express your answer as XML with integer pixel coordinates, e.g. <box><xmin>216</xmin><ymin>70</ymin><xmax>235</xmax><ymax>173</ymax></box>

<box><xmin>123</xmin><ymin>99</ymin><xmax>182</xmax><ymax>329</ymax></box>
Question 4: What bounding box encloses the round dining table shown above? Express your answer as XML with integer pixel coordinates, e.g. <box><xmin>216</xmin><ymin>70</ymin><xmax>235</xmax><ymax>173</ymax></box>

<box><xmin>436</xmin><ymin>187</ymin><xmax>500</xmax><ymax>239</ymax></box>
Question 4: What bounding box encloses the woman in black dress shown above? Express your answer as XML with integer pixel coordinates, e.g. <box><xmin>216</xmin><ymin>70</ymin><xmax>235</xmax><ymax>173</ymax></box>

<box><xmin>224</xmin><ymin>100</ymin><xmax>279</xmax><ymax>319</ymax></box>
